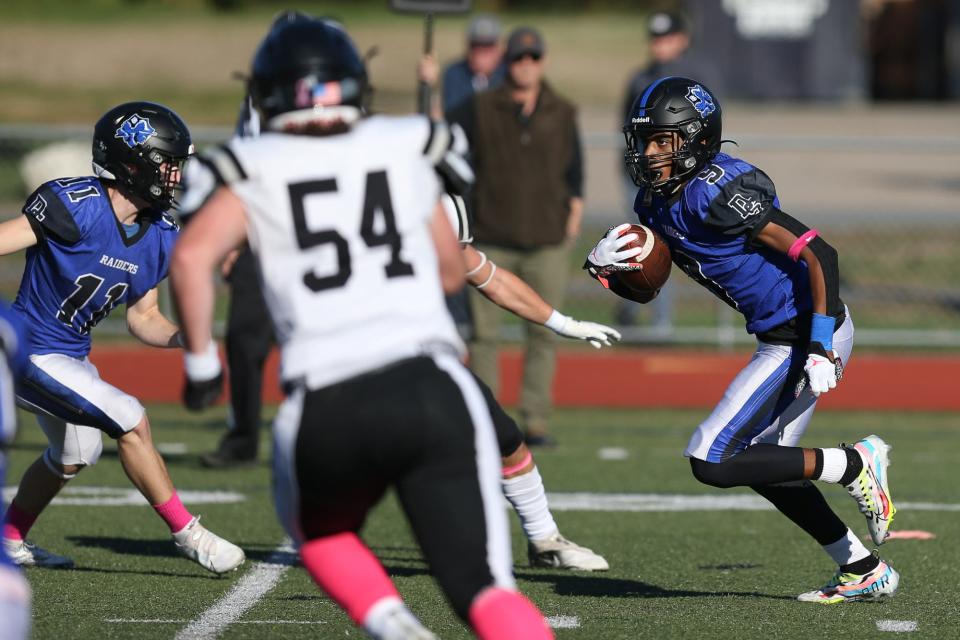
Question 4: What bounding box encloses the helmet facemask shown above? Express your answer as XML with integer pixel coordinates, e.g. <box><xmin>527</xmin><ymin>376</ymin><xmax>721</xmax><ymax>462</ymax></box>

<box><xmin>623</xmin><ymin>119</ymin><xmax>710</xmax><ymax>196</ymax></box>
<box><xmin>131</xmin><ymin>148</ymin><xmax>189</xmax><ymax>210</ymax></box>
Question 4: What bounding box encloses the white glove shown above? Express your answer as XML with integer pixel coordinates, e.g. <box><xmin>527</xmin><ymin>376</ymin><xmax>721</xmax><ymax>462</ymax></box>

<box><xmin>585</xmin><ymin>223</ymin><xmax>645</xmax><ymax>275</ymax></box>
<box><xmin>545</xmin><ymin>310</ymin><xmax>621</xmax><ymax>349</ymax></box>
<box><xmin>803</xmin><ymin>350</ymin><xmax>840</xmax><ymax>397</ymax></box>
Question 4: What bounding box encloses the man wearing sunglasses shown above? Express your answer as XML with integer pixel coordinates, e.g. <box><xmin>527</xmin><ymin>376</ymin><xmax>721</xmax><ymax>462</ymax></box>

<box><xmin>449</xmin><ymin>26</ymin><xmax>584</xmax><ymax>448</ymax></box>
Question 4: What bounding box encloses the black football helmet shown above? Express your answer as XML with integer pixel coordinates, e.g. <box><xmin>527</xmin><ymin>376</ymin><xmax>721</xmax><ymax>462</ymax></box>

<box><xmin>623</xmin><ymin>76</ymin><xmax>722</xmax><ymax>195</ymax></box>
<box><xmin>92</xmin><ymin>101</ymin><xmax>193</xmax><ymax>210</ymax></box>
<box><xmin>248</xmin><ymin>17</ymin><xmax>368</xmax><ymax>130</ymax></box>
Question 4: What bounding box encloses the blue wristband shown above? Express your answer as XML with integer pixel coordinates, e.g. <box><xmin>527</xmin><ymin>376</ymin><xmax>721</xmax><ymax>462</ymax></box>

<box><xmin>810</xmin><ymin>313</ymin><xmax>834</xmax><ymax>352</ymax></box>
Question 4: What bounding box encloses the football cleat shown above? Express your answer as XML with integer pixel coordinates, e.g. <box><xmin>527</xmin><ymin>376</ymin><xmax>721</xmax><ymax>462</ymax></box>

<box><xmin>844</xmin><ymin>435</ymin><xmax>896</xmax><ymax>546</ymax></box>
<box><xmin>528</xmin><ymin>533</ymin><xmax>609</xmax><ymax>571</ymax></box>
<box><xmin>172</xmin><ymin>516</ymin><xmax>245</xmax><ymax>574</ymax></box>
<box><xmin>2</xmin><ymin>538</ymin><xmax>74</xmax><ymax>568</ymax></box>
<box><xmin>797</xmin><ymin>559</ymin><xmax>899</xmax><ymax>604</ymax></box>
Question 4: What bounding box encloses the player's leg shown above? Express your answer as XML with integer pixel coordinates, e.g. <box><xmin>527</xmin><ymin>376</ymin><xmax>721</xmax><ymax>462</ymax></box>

<box><xmin>1</xmin><ymin>413</ymin><xmax>91</xmax><ymax>568</ymax></box>
<box><xmin>474</xmin><ymin>370</ymin><xmax>608</xmax><ymax>571</ymax></box>
<box><xmin>515</xmin><ymin>243</ymin><xmax>570</xmax><ymax>445</ymax></box>
<box><xmin>397</xmin><ymin>354</ymin><xmax>552</xmax><ymax>639</ymax></box>
<box><xmin>203</xmin><ymin>249</ymin><xmax>272</xmax><ymax>467</ymax></box>
<box><xmin>274</xmin><ymin>385</ymin><xmax>434</xmax><ymax>640</ymax></box>
<box><xmin>15</xmin><ymin>354</ymin><xmax>244</xmax><ymax>573</ymax></box>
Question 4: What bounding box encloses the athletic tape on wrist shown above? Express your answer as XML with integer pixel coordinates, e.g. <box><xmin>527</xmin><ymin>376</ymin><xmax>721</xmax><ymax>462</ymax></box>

<box><xmin>474</xmin><ymin>262</ymin><xmax>497</xmax><ymax>289</ymax></box>
<box><xmin>465</xmin><ymin>251</ymin><xmax>488</xmax><ymax>277</ymax></box>
<box><xmin>810</xmin><ymin>312</ymin><xmax>835</xmax><ymax>351</ymax></box>
<box><xmin>184</xmin><ymin>341</ymin><xmax>221</xmax><ymax>381</ymax></box>
<box><xmin>788</xmin><ymin>229</ymin><xmax>819</xmax><ymax>262</ymax></box>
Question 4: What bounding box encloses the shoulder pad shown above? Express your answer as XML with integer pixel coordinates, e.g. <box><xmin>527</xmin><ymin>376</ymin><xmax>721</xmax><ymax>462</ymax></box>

<box><xmin>177</xmin><ymin>156</ymin><xmax>219</xmax><ymax>221</ymax></box>
<box><xmin>703</xmin><ymin>169</ymin><xmax>778</xmax><ymax>236</ymax></box>
<box><xmin>200</xmin><ymin>143</ymin><xmax>248</xmax><ymax>186</ymax></box>
<box><xmin>423</xmin><ymin>120</ymin><xmax>474</xmax><ymax>195</ymax></box>
<box><xmin>21</xmin><ymin>181</ymin><xmax>84</xmax><ymax>246</ymax></box>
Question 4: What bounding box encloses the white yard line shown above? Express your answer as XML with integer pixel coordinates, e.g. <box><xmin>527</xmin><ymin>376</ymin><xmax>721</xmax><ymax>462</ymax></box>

<box><xmin>174</xmin><ymin>541</ymin><xmax>296</xmax><ymax>640</ymax></box>
<box><xmin>597</xmin><ymin>447</ymin><xmax>629</xmax><ymax>460</ymax></box>
<box><xmin>546</xmin><ymin>615</ymin><xmax>581</xmax><ymax>629</ymax></box>
<box><xmin>876</xmin><ymin>620</ymin><xmax>918</xmax><ymax>633</ymax></box>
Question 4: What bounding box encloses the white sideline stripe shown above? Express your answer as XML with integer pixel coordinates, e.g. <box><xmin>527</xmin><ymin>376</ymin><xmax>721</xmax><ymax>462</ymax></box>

<box><xmin>545</xmin><ymin>493</ymin><xmax>960</xmax><ymax>513</ymax></box>
<box><xmin>108</xmin><ymin>620</ymin><xmax>324</xmax><ymax>625</ymax></box>
<box><xmin>546</xmin><ymin>615</ymin><xmax>580</xmax><ymax>629</ymax></box>
<box><xmin>174</xmin><ymin>541</ymin><xmax>296</xmax><ymax>640</ymax></box>
<box><xmin>2</xmin><ymin>486</ymin><xmax>245</xmax><ymax>507</ymax></box>
<box><xmin>597</xmin><ymin>447</ymin><xmax>629</xmax><ymax>460</ymax></box>
<box><xmin>876</xmin><ymin>620</ymin><xmax>918</xmax><ymax>633</ymax></box>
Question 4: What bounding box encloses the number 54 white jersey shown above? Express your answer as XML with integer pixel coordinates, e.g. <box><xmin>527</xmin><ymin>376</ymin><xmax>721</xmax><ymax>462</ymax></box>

<box><xmin>192</xmin><ymin>115</ymin><xmax>468</xmax><ymax>390</ymax></box>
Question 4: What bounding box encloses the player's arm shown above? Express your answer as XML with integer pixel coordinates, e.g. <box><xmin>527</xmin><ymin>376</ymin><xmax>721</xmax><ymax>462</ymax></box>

<box><xmin>466</xmin><ymin>244</ymin><xmax>620</xmax><ymax>348</ymax></box>
<box><xmin>754</xmin><ymin>209</ymin><xmax>842</xmax><ymax>396</ymax></box>
<box><xmin>170</xmin><ymin>185</ymin><xmax>249</xmax><ymax>410</ymax></box>
<box><xmin>430</xmin><ymin>201</ymin><xmax>467</xmax><ymax>294</ymax></box>
<box><xmin>126</xmin><ymin>287</ymin><xmax>180</xmax><ymax>348</ymax></box>
<box><xmin>0</xmin><ymin>216</ymin><xmax>39</xmax><ymax>256</ymax></box>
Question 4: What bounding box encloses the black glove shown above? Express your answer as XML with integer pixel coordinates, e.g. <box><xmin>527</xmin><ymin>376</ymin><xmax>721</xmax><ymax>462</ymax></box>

<box><xmin>183</xmin><ymin>371</ymin><xmax>224</xmax><ymax>412</ymax></box>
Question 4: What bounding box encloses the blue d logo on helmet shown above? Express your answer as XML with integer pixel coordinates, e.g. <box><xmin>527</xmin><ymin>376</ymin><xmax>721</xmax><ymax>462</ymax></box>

<box><xmin>685</xmin><ymin>85</ymin><xmax>715</xmax><ymax>117</ymax></box>
<box><xmin>114</xmin><ymin>115</ymin><xmax>157</xmax><ymax>149</ymax></box>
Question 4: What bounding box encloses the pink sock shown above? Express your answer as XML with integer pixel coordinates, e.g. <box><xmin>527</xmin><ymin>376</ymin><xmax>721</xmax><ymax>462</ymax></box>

<box><xmin>2</xmin><ymin>503</ymin><xmax>39</xmax><ymax>542</ymax></box>
<box><xmin>300</xmin><ymin>532</ymin><xmax>400</xmax><ymax>625</ymax></box>
<box><xmin>469</xmin><ymin>587</ymin><xmax>554</xmax><ymax>640</ymax></box>
<box><xmin>152</xmin><ymin>493</ymin><xmax>194</xmax><ymax>533</ymax></box>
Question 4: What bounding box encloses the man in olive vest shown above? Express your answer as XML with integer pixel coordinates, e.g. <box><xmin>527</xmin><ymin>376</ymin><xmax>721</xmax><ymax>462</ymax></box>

<box><xmin>449</xmin><ymin>26</ymin><xmax>583</xmax><ymax>447</ymax></box>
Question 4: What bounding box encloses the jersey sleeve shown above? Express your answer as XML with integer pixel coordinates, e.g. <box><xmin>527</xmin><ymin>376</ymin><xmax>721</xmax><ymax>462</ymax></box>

<box><xmin>422</xmin><ymin>119</ymin><xmax>474</xmax><ymax>196</ymax></box>
<box><xmin>21</xmin><ymin>182</ymin><xmax>83</xmax><ymax>246</ymax></box>
<box><xmin>703</xmin><ymin>168</ymin><xmax>778</xmax><ymax>238</ymax></box>
<box><xmin>176</xmin><ymin>156</ymin><xmax>220</xmax><ymax>223</ymax></box>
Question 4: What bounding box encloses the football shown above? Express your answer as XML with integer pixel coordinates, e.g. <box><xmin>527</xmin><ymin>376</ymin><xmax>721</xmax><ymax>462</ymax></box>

<box><xmin>614</xmin><ymin>223</ymin><xmax>672</xmax><ymax>293</ymax></box>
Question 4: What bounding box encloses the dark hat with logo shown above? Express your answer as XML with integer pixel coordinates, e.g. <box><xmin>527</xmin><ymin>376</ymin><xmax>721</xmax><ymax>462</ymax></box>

<box><xmin>467</xmin><ymin>14</ymin><xmax>502</xmax><ymax>45</ymax></box>
<box><xmin>647</xmin><ymin>12</ymin><xmax>686</xmax><ymax>37</ymax></box>
<box><xmin>505</xmin><ymin>26</ymin><xmax>545</xmax><ymax>62</ymax></box>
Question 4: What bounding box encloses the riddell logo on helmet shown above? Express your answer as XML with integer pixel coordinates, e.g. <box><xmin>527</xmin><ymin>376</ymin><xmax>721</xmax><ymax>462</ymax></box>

<box><xmin>631</xmin><ymin>116</ymin><xmax>651</xmax><ymax>123</ymax></box>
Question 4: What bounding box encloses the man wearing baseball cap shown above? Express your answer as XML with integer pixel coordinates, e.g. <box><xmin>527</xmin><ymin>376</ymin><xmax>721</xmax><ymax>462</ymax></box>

<box><xmin>449</xmin><ymin>26</ymin><xmax>584</xmax><ymax>449</ymax></box>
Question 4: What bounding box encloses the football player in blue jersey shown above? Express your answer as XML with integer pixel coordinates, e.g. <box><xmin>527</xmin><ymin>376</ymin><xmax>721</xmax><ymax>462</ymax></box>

<box><xmin>0</xmin><ymin>302</ymin><xmax>31</xmax><ymax>640</ymax></box>
<box><xmin>586</xmin><ymin>77</ymin><xmax>899</xmax><ymax>604</ymax></box>
<box><xmin>0</xmin><ymin>102</ymin><xmax>244</xmax><ymax>574</ymax></box>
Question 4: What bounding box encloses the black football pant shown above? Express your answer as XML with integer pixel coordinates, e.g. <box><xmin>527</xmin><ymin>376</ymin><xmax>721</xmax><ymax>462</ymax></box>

<box><xmin>272</xmin><ymin>354</ymin><xmax>514</xmax><ymax>620</ymax></box>
<box><xmin>221</xmin><ymin>247</ymin><xmax>274</xmax><ymax>456</ymax></box>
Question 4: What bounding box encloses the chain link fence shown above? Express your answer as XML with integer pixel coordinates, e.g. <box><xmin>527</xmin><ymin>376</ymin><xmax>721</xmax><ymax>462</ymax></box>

<box><xmin>1</xmin><ymin>120</ymin><xmax>958</xmax><ymax>349</ymax></box>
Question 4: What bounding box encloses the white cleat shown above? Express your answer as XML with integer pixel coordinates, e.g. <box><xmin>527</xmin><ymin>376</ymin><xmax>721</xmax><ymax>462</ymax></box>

<box><xmin>2</xmin><ymin>538</ymin><xmax>74</xmax><ymax>568</ymax></box>
<box><xmin>844</xmin><ymin>435</ymin><xmax>896</xmax><ymax>546</ymax></box>
<box><xmin>172</xmin><ymin>516</ymin><xmax>245</xmax><ymax>574</ymax></box>
<box><xmin>528</xmin><ymin>532</ymin><xmax>609</xmax><ymax>571</ymax></box>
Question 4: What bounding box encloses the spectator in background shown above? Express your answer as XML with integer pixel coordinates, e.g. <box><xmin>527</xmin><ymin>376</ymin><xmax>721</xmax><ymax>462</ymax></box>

<box><xmin>419</xmin><ymin>14</ymin><xmax>507</xmax><ymax>337</ymax></box>
<box><xmin>449</xmin><ymin>27</ymin><xmax>583</xmax><ymax>448</ymax></box>
<box><xmin>420</xmin><ymin>14</ymin><xmax>506</xmax><ymax>117</ymax></box>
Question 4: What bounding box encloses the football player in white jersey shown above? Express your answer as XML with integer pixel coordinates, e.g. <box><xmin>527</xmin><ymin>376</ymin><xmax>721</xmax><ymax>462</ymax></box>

<box><xmin>172</xmin><ymin>18</ymin><xmax>553</xmax><ymax>640</ymax></box>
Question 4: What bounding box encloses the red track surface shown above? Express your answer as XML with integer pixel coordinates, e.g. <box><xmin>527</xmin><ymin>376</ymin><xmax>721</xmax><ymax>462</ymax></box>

<box><xmin>90</xmin><ymin>345</ymin><xmax>959</xmax><ymax>411</ymax></box>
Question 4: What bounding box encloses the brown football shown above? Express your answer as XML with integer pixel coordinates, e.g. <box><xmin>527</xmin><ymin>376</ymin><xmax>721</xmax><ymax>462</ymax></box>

<box><xmin>615</xmin><ymin>223</ymin><xmax>672</xmax><ymax>292</ymax></box>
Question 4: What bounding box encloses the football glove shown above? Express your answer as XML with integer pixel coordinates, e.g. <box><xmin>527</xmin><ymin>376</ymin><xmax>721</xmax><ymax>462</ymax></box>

<box><xmin>183</xmin><ymin>342</ymin><xmax>224</xmax><ymax>411</ymax></box>
<box><xmin>799</xmin><ymin>344</ymin><xmax>843</xmax><ymax>397</ymax></box>
<box><xmin>545</xmin><ymin>311</ymin><xmax>621</xmax><ymax>349</ymax></box>
<box><xmin>584</xmin><ymin>223</ymin><xmax>645</xmax><ymax>279</ymax></box>
<box><xmin>183</xmin><ymin>371</ymin><xmax>224</xmax><ymax>412</ymax></box>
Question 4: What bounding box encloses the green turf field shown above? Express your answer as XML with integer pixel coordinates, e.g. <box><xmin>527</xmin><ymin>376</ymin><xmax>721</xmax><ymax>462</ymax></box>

<box><xmin>4</xmin><ymin>404</ymin><xmax>958</xmax><ymax>639</ymax></box>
